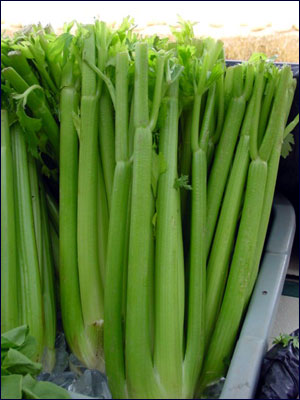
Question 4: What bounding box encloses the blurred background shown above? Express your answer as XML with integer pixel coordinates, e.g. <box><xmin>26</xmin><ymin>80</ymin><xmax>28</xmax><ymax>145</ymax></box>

<box><xmin>1</xmin><ymin>0</ymin><xmax>299</xmax><ymax>61</ymax></box>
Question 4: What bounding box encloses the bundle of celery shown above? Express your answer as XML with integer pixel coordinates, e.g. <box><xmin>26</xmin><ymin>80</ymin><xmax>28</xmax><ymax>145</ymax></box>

<box><xmin>1</xmin><ymin>19</ymin><xmax>298</xmax><ymax>399</ymax></box>
<box><xmin>1</xmin><ymin>106</ymin><xmax>57</xmax><ymax>372</ymax></box>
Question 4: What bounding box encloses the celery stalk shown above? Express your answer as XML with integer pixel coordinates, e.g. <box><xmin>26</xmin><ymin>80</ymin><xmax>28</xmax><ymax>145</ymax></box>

<box><xmin>1</xmin><ymin>110</ymin><xmax>19</xmax><ymax>333</ymax></box>
<box><xmin>11</xmin><ymin>123</ymin><xmax>44</xmax><ymax>361</ymax></box>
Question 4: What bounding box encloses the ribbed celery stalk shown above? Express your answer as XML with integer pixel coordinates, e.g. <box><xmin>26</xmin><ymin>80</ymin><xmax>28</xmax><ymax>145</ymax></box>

<box><xmin>127</xmin><ymin>126</ymin><xmax>160</xmax><ymax>399</ymax></box>
<box><xmin>99</xmin><ymin>86</ymin><xmax>115</xmax><ymax>210</ymax></box>
<box><xmin>197</xmin><ymin>66</ymin><xmax>293</xmax><ymax>396</ymax></box>
<box><xmin>183</xmin><ymin>82</ymin><xmax>216</xmax><ymax>398</ymax></box>
<box><xmin>206</xmin><ymin>140</ymin><xmax>215</xmax><ymax>172</ymax></box>
<box><xmin>154</xmin><ymin>79</ymin><xmax>183</xmax><ymax>399</ymax></box>
<box><xmin>257</xmin><ymin>71</ymin><xmax>278</xmax><ymax>146</ymax></box>
<box><xmin>126</xmin><ymin>43</ymin><xmax>168</xmax><ymax>399</ymax></box>
<box><xmin>1</xmin><ymin>110</ymin><xmax>19</xmax><ymax>333</ymax></box>
<box><xmin>180</xmin><ymin>108</ymin><xmax>193</xmax><ymax>219</ymax></box>
<box><xmin>126</xmin><ymin>44</ymin><xmax>157</xmax><ymax>398</ymax></box>
<box><xmin>245</xmin><ymin>70</ymin><xmax>296</xmax><ymax>304</ymax></box>
<box><xmin>59</xmin><ymin>58</ymin><xmax>97</xmax><ymax>368</ymax></box>
<box><xmin>149</xmin><ymin>54</ymin><xmax>165</xmax><ymax>132</ymax></box>
<box><xmin>105</xmin><ymin>161</ymin><xmax>131</xmax><ymax>399</ymax></box>
<box><xmin>8</xmin><ymin>51</ymin><xmax>40</xmax><ymax>86</ymax></box>
<box><xmin>28</xmin><ymin>155</ymin><xmax>42</xmax><ymax>268</ymax></box>
<box><xmin>104</xmin><ymin>51</ymin><xmax>131</xmax><ymax>399</ymax></box>
<box><xmin>206</xmin><ymin>74</ymin><xmax>225</xmax><ymax>171</ymax></box>
<box><xmin>128</xmin><ymin>89</ymin><xmax>135</xmax><ymax>156</ymax></box>
<box><xmin>213</xmin><ymin>73</ymin><xmax>225</xmax><ymax>144</ymax></box>
<box><xmin>115</xmin><ymin>52</ymin><xmax>129</xmax><ymax>161</ymax></box>
<box><xmin>11</xmin><ymin>123</ymin><xmax>44</xmax><ymax>361</ymax></box>
<box><xmin>97</xmin><ymin>157</ymin><xmax>109</xmax><ymax>287</ymax></box>
<box><xmin>206</xmin><ymin>64</ymin><xmax>254</xmax><ymax>256</ymax></box>
<box><xmin>183</xmin><ymin>148</ymin><xmax>206</xmax><ymax>398</ymax></box>
<box><xmin>205</xmin><ymin>134</ymin><xmax>250</xmax><ymax>339</ymax></box>
<box><xmin>134</xmin><ymin>43</ymin><xmax>149</xmax><ymax>129</ymax></box>
<box><xmin>39</xmin><ymin>182</ymin><xmax>56</xmax><ymax>373</ymax></box>
<box><xmin>205</xmin><ymin>64</ymin><xmax>265</xmax><ymax>343</ymax></box>
<box><xmin>224</xmin><ymin>66</ymin><xmax>234</xmax><ymax>110</ymax></box>
<box><xmin>96</xmin><ymin>21</ymin><xmax>115</xmax><ymax>211</ymax></box>
<box><xmin>77</xmin><ymin>28</ymin><xmax>104</xmax><ymax>357</ymax></box>
<box><xmin>2</xmin><ymin>67</ymin><xmax>59</xmax><ymax>159</ymax></box>
<box><xmin>107</xmin><ymin>47</ymin><xmax>167</xmax><ymax>398</ymax></box>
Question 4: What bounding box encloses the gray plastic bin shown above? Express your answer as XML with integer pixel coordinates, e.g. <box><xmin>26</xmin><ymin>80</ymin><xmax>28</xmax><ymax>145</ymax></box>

<box><xmin>69</xmin><ymin>194</ymin><xmax>296</xmax><ymax>399</ymax></box>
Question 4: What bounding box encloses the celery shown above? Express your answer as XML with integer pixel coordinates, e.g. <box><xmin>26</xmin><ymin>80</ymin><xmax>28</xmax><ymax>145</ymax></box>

<box><xmin>2</xmin><ymin>67</ymin><xmax>59</xmax><ymax>159</ymax></box>
<box><xmin>1</xmin><ymin>110</ymin><xmax>19</xmax><ymax>332</ymax></box>
<box><xmin>11</xmin><ymin>123</ymin><xmax>44</xmax><ymax>361</ymax></box>
<box><xmin>49</xmin><ymin>220</ymin><xmax>59</xmax><ymax>276</ymax></box>
<box><xmin>99</xmin><ymin>86</ymin><xmax>115</xmax><ymax>210</ymax></box>
<box><xmin>7</xmin><ymin>51</ymin><xmax>40</xmax><ymax>86</ymax></box>
<box><xmin>2</xmin><ymin>22</ymin><xmax>297</xmax><ymax>400</ymax></box>
<box><xmin>45</xmin><ymin>192</ymin><xmax>59</xmax><ymax>235</ymax></box>
<box><xmin>197</xmin><ymin>65</ymin><xmax>293</xmax><ymax>396</ymax></box>
<box><xmin>206</xmin><ymin>64</ymin><xmax>254</xmax><ymax>256</ymax></box>
<box><xmin>127</xmin><ymin>126</ymin><xmax>159</xmax><ymax>398</ymax></box>
<box><xmin>105</xmin><ymin>161</ymin><xmax>131</xmax><ymax>399</ymax></box>
<box><xmin>77</xmin><ymin>28</ymin><xmax>104</xmax><ymax>357</ymax></box>
<box><xmin>59</xmin><ymin>57</ymin><xmax>98</xmax><ymax>368</ymax></box>
<box><xmin>39</xmin><ymin>181</ymin><xmax>56</xmax><ymax>372</ymax></box>
<box><xmin>154</xmin><ymin>79</ymin><xmax>183</xmax><ymax>399</ymax></box>
<box><xmin>104</xmin><ymin>48</ymin><xmax>132</xmax><ymax>399</ymax></box>
<box><xmin>246</xmin><ymin>71</ymin><xmax>296</xmax><ymax>304</ymax></box>
<box><xmin>97</xmin><ymin>157</ymin><xmax>109</xmax><ymax>287</ymax></box>
<box><xmin>28</xmin><ymin>155</ymin><xmax>42</xmax><ymax>268</ymax></box>
<box><xmin>205</xmin><ymin>64</ymin><xmax>265</xmax><ymax>343</ymax></box>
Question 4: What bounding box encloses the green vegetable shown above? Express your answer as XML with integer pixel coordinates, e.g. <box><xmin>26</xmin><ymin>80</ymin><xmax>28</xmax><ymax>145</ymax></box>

<box><xmin>1</xmin><ymin>110</ymin><xmax>19</xmax><ymax>333</ymax></box>
<box><xmin>2</xmin><ymin>68</ymin><xmax>59</xmax><ymax>159</ymax></box>
<box><xmin>1</xmin><ymin>375</ymin><xmax>22</xmax><ymax>399</ymax></box>
<box><xmin>197</xmin><ymin>65</ymin><xmax>294</xmax><ymax>396</ymax></box>
<box><xmin>206</xmin><ymin>64</ymin><xmax>254</xmax><ymax>256</ymax></box>
<box><xmin>104</xmin><ymin>42</ymin><xmax>133</xmax><ymax>400</ymax></box>
<box><xmin>2</xmin><ymin>20</ymin><xmax>298</xmax><ymax>400</ymax></box>
<box><xmin>22</xmin><ymin>374</ymin><xmax>71</xmax><ymax>399</ymax></box>
<box><xmin>11</xmin><ymin>123</ymin><xmax>44</xmax><ymax>361</ymax></box>
<box><xmin>154</xmin><ymin>77</ymin><xmax>184</xmax><ymax>398</ymax></box>
<box><xmin>45</xmin><ymin>192</ymin><xmax>59</xmax><ymax>235</ymax></box>
<box><xmin>99</xmin><ymin>86</ymin><xmax>115</xmax><ymax>210</ymax></box>
<box><xmin>77</xmin><ymin>27</ymin><xmax>104</xmax><ymax>368</ymax></box>
<box><xmin>205</xmin><ymin>63</ymin><xmax>265</xmax><ymax>344</ymax></box>
<box><xmin>273</xmin><ymin>333</ymin><xmax>299</xmax><ymax>349</ymax></box>
<box><xmin>59</xmin><ymin>56</ymin><xmax>98</xmax><ymax>368</ymax></box>
<box><xmin>39</xmin><ymin>182</ymin><xmax>56</xmax><ymax>372</ymax></box>
<box><xmin>1</xmin><ymin>326</ymin><xmax>71</xmax><ymax>399</ymax></box>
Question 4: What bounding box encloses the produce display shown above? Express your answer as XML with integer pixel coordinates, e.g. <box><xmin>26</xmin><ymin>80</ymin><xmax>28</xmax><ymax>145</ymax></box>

<box><xmin>1</xmin><ymin>18</ymin><xmax>298</xmax><ymax>399</ymax></box>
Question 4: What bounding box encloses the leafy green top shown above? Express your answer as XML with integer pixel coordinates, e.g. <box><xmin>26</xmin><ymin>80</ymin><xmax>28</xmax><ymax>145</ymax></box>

<box><xmin>273</xmin><ymin>333</ymin><xmax>299</xmax><ymax>349</ymax></box>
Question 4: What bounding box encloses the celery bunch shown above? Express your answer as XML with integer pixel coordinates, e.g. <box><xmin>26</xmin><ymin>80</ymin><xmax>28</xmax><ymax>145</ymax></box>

<box><xmin>1</xmin><ymin>19</ymin><xmax>298</xmax><ymax>398</ymax></box>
